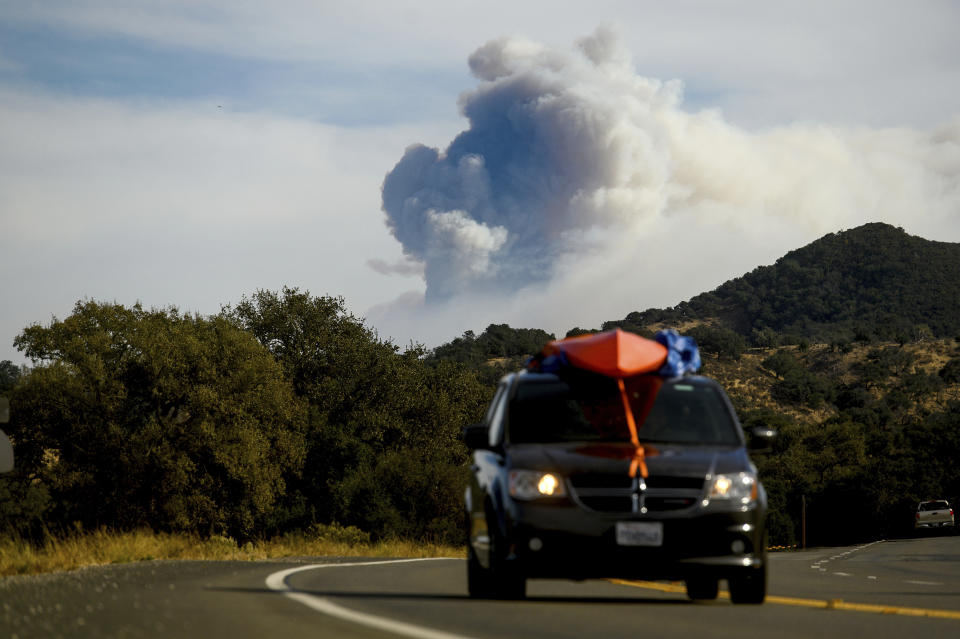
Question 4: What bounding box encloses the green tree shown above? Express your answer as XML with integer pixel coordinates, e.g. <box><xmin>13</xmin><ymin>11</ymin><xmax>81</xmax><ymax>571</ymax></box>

<box><xmin>751</xmin><ymin>327</ymin><xmax>780</xmax><ymax>349</ymax></box>
<box><xmin>226</xmin><ymin>288</ymin><xmax>491</xmax><ymax>543</ymax></box>
<box><xmin>762</xmin><ymin>350</ymin><xmax>800</xmax><ymax>378</ymax></box>
<box><xmin>898</xmin><ymin>372</ymin><xmax>944</xmax><ymax>405</ymax></box>
<box><xmin>940</xmin><ymin>357</ymin><xmax>960</xmax><ymax>384</ymax></box>
<box><xmin>7</xmin><ymin>301</ymin><xmax>306</xmax><ymax>539</ymax></box>
<box><xmin>687</xmin><ymin>325</ymin><xmax>746</xmax><ymax>360</ymax></box>
<box><xmin>0</xmin><ymin>360</ymin><xmax>21</xmax><ymax>392</ymax></box>
<box><xmin>431</xmin><ymin>324</ymin><xmax>555</xmax><ymax>365</ymax></box>
<box><xmin>773</xmin><ymin>368</ymin><xmax>834</xmax><ymax>408</ymax></box>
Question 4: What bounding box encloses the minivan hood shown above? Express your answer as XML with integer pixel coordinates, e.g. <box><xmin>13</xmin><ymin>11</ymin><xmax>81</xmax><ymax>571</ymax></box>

<box><xmin>507</xmin><ymin>442</ymin><xmax>750</xmax><ymax>478</ymax></box>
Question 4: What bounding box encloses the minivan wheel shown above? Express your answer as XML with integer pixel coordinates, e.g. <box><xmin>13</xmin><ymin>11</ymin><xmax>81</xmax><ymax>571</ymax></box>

<box><xmin>486</xmin><ymin>513</ymin><xmax>526</xmax><ymax>599</ymax></box>
<box><xmin>488</xmin><ymin>540</ymin><xmax>526</xmax><ymax>599</ymax></box>
<box><xmin>490</xmin><ymin>563</ymin><xmax>525</xmax><ymax>599</ymax></box>
<box><xmin>685</xmin><ymin>577</ymin><xmax>719</xmax><ymax>601</ymax></box>
<box><xmin>467</xmin><ymin>545</ymin><xmax>495</xmax><ymax>598</ymax></box>
<box><xmin>728</xmin><ymin>563</ymin><xmax>767</xmax><ymax>604</ymax></box>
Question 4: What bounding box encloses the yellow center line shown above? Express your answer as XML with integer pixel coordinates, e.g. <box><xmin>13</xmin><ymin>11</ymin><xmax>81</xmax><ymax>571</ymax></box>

<box><xmin>608</xmin><ymin>579</ymin><xmax>960</xmax><ymax>620</ymax></box>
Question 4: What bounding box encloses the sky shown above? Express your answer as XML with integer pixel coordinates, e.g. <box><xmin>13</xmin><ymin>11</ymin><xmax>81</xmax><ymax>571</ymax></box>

<box><xmin>2</xmin><ymin>1</ymin><xmax>959</xmax><ymax>365</ymax></box>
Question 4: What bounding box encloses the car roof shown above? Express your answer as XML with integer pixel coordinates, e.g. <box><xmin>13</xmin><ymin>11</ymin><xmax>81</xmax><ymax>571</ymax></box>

<box><xmin>513</xmin><ymin>370</ymin><xmax>722</xmax><ymax>387</ymax></box>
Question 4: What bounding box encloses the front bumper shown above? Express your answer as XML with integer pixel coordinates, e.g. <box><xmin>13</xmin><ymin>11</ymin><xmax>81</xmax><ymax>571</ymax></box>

<box><xmin>503</xmin><ymin>501</ymin><xmax>765</xmax><ymax>581</ymax></box>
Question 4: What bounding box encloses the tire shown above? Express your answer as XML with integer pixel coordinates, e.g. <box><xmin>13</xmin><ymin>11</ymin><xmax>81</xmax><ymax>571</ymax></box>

<box><xmin>467</xmin><ymin>508</ymin><xmax>526</xmax><ymax>599</ymax></box>
<box><xmin>467</xmin><ymin>544</ymin><xmax>495</xmax><ymax>598</ymax></box>
<box><xmin>486</xmin><ymin>509</ymin><xmax>526</xmax><ymax>599</ymax></box>
<box><xmin>488</xmin><ymin>537</ymin><xmax>526</xmax><ymax>599</ymax></box>
<box><xmin>490</xmin><ymin>565</ymin><xmax>526</xmax><ymax>600</ymax></box>
<box><xmin>685</xmin><ymin>577</ymin><xmax>719</xmax><ymax>601</ymax></box>
<box><xmin>728</xmin><ymin>562</ymin><xmax>767</xmax><ymax>604</ymax></box>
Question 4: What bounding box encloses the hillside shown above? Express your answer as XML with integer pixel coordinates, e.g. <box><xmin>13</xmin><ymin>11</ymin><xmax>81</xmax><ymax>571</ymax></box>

<box><xmin>701</xmin><ymin>338</ymin><xmax>960</xmax><ymax>426</ymax></box>
<box><xmin>609</xmin><ymin>223</ymin><xmax>960</xmax><ymax>345</ymax></box>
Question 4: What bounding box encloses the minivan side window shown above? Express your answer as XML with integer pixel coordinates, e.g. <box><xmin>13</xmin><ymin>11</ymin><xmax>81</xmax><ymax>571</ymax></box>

<box><xmin>487</xmin><ymin>381</ymin><xmax>509</xmax><ymax>447</ymax></box>
<box><xmin>484</xmin><ymin>384</ymin><xmax>505</xmax><ymax>425</ymax></box>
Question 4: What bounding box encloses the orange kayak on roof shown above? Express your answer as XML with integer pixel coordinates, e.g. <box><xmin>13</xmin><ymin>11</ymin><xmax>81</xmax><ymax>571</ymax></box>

<box><xmin>540</xmin><ymin>328</ymin><xmax>668</xmax><ymax>378</ymax></box>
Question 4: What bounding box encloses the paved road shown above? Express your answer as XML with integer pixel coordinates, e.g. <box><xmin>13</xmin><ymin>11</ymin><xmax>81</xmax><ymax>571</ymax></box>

<box><xmin>2</xmin><ymin>535</ymin><xmax>959</xmax><ymax>638</ymax></box>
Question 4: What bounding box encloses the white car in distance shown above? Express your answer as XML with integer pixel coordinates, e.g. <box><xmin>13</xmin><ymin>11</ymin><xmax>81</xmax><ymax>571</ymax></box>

<box><xmin>915</xmin><ymin>500</ymin><xmax>954</xmax><ymax>532</ymax></box>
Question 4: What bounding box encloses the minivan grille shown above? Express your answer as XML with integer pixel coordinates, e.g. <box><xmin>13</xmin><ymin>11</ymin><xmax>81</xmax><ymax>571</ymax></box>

<box><xmin>569</xmin><ymin>474</ymin><xmax>704</xmax><ymax>514</ymax></box>
<box><xmin>569</xmin><ymin>474</ymin><xmax>635</xmax><ymax>490</ymax></box>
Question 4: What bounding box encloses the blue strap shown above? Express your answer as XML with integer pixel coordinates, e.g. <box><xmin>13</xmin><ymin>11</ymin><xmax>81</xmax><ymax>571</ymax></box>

<box><xmin>533</xmin><ymin>351</ymin><xmax>570</xmax><ymax>373</ymax></box>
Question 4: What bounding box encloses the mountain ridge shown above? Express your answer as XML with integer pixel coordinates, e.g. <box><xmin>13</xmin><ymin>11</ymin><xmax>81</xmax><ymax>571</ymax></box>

<box><xmin>608</xmin><ymin>222</ymin><xmax>960</xmax><ymax>345</ymax></box>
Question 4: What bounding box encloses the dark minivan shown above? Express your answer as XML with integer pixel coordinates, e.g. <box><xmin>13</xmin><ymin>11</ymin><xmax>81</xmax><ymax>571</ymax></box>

<box><xmin>463</xmin><ymin>369</ymin><xmax>772</xmax><ymax>603</ymax></box>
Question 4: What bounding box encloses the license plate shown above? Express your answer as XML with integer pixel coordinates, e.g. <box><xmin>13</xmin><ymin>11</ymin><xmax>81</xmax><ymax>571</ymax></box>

<box><xmin>616</xmin><ymin>521</ymin><xmax>663</xmax><ymax>547</ymax></box>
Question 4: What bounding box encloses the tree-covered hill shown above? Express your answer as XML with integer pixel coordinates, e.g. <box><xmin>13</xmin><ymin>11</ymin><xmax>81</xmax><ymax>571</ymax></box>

<box><xmin>611</xmin><ymin>223</ymin><xmax>960</xmax><ymax>345</ymax></box>
<box><xmin>429</xmin><ymin>324</ymin><xmax>556</xmax><ymax>365</ymax></box>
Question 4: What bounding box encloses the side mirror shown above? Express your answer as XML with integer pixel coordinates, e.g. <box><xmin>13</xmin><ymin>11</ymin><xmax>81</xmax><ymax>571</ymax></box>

<box><xmin>462</xmin><ymin>422</ymin><xmax>490</xmax><ymax>450</ymax></box>
<box><xmin>748</xmin><ymin>426</ymin><xmax>776</xmax><ymax>452</ymax></box>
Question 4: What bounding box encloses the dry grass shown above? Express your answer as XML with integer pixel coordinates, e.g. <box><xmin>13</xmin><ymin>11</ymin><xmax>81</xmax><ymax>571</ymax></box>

<box><xmin>700</xmin><ymin>338</ymin><xmax>960</xmax><ymax>425</ymax></box>
<box><xmin>0</xmin><ymin>528</ymin><xmax>464</xmax><ymax>578</ymax></box>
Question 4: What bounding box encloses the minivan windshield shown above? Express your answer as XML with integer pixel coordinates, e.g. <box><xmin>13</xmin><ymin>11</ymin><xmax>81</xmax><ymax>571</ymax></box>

<box><xmin>508</xmin><ymin>373</ymin><xmax>740</xmax><ymax>446</ymax></box>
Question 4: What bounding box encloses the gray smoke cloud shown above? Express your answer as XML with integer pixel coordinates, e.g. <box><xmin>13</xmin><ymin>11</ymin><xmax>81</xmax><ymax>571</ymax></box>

<box><xmin>366</xmin><ymin>257</ymin><xmax>425</xmax><ymax>277</ymax></box>
<box><xmin>377</xmin><ymin>28</ymin><xmax>960</xmax><ymax>334</ymax></box>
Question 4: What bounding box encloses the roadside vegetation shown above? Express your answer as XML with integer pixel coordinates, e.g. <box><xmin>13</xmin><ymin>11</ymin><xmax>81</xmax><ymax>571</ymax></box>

<box><xmin>0</xmin><ymin>524</ymin><xmax>461</xmax><ymax>577</ymax></box>
<box><xmin>2</xmin><ymin>223</ymin><xmax>960</xmax><ymax>574</ymax></box>
<box><xmin>1</xmin><ymin>289</ymin><xmax>489</xmax><ymax>562</ymax></box>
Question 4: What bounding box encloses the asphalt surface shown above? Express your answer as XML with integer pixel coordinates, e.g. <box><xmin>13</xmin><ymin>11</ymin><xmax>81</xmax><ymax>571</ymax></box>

<box><xmin>2</xmin><ymin>534</ymin><xmax>959</xmax><ymax>638</ymax></box>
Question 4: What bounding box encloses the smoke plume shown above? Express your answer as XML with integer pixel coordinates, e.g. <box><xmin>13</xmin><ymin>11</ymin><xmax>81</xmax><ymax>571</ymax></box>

<box><xmin>377</xmin><ymin>28</ymin><xmax>960</xmax><ymax>338</ymax></box>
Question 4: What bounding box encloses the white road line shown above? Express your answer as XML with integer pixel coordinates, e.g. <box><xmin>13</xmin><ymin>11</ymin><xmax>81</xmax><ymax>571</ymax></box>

<box><xmin>809</xmin><ymin>541</ymin><xmax>884</xmax><ymax>574</ymax></box>
<box><xmin>265</xmin><ymin>559</ymin><xmax>476</xmax><ymax>639</ymax></box>
<box><xmin>803</xmin><ymin>540</ymin><xmax>949</xmax><ymax>587</ymax></box>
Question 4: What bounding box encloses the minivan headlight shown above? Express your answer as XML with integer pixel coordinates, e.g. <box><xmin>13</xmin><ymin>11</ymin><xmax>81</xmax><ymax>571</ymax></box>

<box><xmin>707</xmin><ymin>472</ymin><xmax>757</xmax><ymax>505</ymax></box>
<box><xmin>509</xmin><ymin>470</ymin><xmax>566</xmax><ymax>500</ymax></box>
